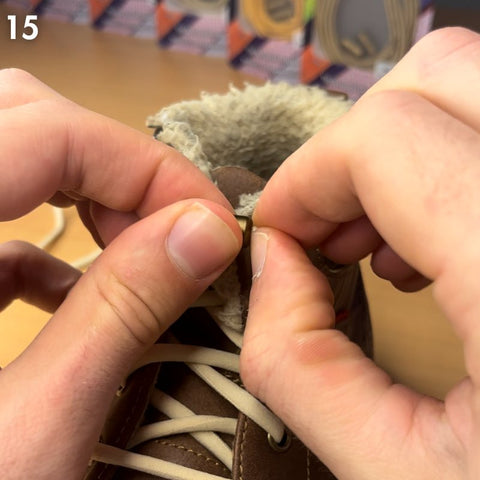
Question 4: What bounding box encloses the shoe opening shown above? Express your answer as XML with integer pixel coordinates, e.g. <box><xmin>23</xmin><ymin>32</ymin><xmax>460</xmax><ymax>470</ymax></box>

<box><xmin>147</xmin><ymin>83</ymin><xmax>351</xmax><ymax>181</ymax></box>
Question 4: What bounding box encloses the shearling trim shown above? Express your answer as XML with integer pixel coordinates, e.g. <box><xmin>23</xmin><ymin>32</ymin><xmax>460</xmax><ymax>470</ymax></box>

<box><xmin>208</xmin><ymin>263</ymin><xmax>243</xmax><ymax>331</ymax></box>
<box><xmin>235</xmin><ymin>192</ymin><xmax>262</xmax><ymax>218</ymax></box>
<box><xmin>147</xmin><ymin>82</ymin><xmax>351</xmax><ymax>180</ymax></box>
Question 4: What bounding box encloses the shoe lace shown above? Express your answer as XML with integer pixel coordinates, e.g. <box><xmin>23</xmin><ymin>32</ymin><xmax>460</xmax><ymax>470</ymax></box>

<box><xmin>91</xmin><ymin>320</ymin><xmax>285</xmax><ymax>480</ymax></box>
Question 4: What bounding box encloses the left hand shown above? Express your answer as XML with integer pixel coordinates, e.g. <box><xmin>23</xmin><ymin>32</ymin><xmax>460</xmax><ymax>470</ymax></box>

<box><xmin>0</xmin><ymin>68</ymin><xmax>241</xmax><ymax>479</ymax></box>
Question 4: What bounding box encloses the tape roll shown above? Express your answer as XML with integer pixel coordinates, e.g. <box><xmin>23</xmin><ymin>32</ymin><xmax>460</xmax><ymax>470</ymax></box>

<box><xmin>242</xmin><ymin>0</ymin><xmax>304</xmax><ymax>40</ymax></box>
<box><xmin>315</xmin><ymin>0</ymin><xmax>419</xmax><ymax>69</ymax></box>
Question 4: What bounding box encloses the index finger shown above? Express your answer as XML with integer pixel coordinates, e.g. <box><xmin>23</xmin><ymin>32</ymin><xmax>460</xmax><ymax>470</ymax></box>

<box><xmin>255</xmin><ymin>28</ymin><xmax>480</xmax><ymax>281</ymax></box>
<box><xmin>255</xmin><ymin>88</ymin><xmax>480</xmax><ymax>283</ymax></box>
<box><xmin>0</xmin><ymin>68</ymin><xmax>63</xmax><ymax>109</ymax></box>
<box><xmin>0</xmin><ymin>75</ymin><xmax>229</xmax><ymax>222</ymax></box>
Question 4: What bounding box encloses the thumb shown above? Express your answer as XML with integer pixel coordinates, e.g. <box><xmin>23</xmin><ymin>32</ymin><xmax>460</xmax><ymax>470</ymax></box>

<box><xmin>241</xmin><ymin>228</ymin><xmax>462</xmax><ymax>480</ymax></box>
<box><xmin>0</xmin><ymin>200</ymin><xmax>241</xmax><ymax>479</ymax></box>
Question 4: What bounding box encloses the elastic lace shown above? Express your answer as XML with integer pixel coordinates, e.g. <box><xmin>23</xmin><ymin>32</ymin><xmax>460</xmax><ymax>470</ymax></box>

<box><xmin>91</xmin><ymin>325</ymin><xmax>285</xmax><ymax>480</ymax></box>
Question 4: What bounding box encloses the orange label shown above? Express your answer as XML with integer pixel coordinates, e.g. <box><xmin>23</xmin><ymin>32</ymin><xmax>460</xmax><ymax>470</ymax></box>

<box><xmin>301</xmin><ymin>45</ymin><xmax>331</xmax><ymax>84</ymax></box>
<box><xmin>89</xmin><ymin>0</ymin><xmax>114</xmax><ymax>22</ymax></box>
<box><xmin>228</xmin><ymin>20</ymin><xmax>255</xmax><ymax>60</ymax></box>
<box><xmin>156</xmin><ymin>3</ymin><xmax>184</xmax><ymax>38</ymax></box>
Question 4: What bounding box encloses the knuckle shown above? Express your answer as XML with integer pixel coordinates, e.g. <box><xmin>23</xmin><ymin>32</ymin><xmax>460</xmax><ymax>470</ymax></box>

<box><xmin>0</xmin><ymin>69</ymin><xmax>66</xmax><ymax>109</ymax></box>
<box><xmin>240</xmin><ymin>331</ymin><xmax>278</xmax><ymax>401</ymax></box>
<box><xmin>409</xmin><ymin>27</ymin><xmax>480</xmax><ymax>83</ymax></box>
<box><xmin>0</xmin><ymin>67</ymin><xmax>36</xmax><ymax>86</ymax></box>
<box><xmin>0</xmin><ymin>240</ymin><xmax>32</xmax><ymax>257</ymax></box>
<box><xmin>0</xmin><ymin>241</ymin><xmax>36</xmax><ymax>306</ymax></box>
<box><xmin>350</xmin><ymin>89</ymin><xmax>429</xmax><ymax>169</ymax></box>
<box><xmin>0</xmin><ymin>241</ymin><xmax>42</xmax><ymax>270</ymax></box>
<box><xmin>354</xmin><ymin>89</ymin><xmax>422</xmax><ymax>134</ymax></box>
<box><xmin>360</xmin><ymin>88</ymin><xmax>415</xmax><ymax>112</ymax></box>
<box><xmin>418</xmin><ymin>26</ymin><xmax>478</xmax><ymax>55</ymax></box>
<box><xmin>93</xmin><ymin>268</ymin><xmax>161</xmax><ymax>347</ymax></box>
<box><xmin>37</xmin><ymin>97</ymin><xmax>68</xmax><ymax>111</ymax></box>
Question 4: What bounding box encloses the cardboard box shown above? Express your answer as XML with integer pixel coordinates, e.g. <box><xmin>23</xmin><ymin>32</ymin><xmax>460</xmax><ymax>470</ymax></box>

<box><xmin>33</xmin><ymin>0</ymin><xmax>89</xmax><ymax>24</ymax></box>
<box><xmin>90</xmin><ymin>0</ymin><xmax>156</xmax><ymax>38</ymax></box>
<box><xmin>156</xmin><ymin>0</ymin><xmax>229</xmax><ymax>57</ymax></box>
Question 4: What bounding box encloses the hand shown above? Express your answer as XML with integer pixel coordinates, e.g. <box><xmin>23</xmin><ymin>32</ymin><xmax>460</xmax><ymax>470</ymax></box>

<box><xmin>0</xmin><ymin>69</ymin><xmax>242</xmax><ymax>479</ymax></box>
<box><xmin>242</xmin><ymin>27</ymin><xmax>480</xmax><ymax>479</ymax></box>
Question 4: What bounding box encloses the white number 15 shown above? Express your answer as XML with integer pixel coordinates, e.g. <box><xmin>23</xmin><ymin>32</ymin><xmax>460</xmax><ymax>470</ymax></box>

<box><xmin>8</xmin><ymin>15</ymin><xmax>39</xmax><ymax>41</ymax></box>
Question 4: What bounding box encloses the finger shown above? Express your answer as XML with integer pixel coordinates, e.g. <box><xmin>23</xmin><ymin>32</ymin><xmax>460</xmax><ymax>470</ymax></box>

<box><xmin>319</xmin><ymin>215</ymin><xmax>382</xmax><ymax>264</ymax></box>
<box><xmin>255</xmin><ymin>90</ymin><xmax>480</xmax><ymax>348</ymax></box>
<box><xmin>89</xmin><ymin>202</ymin><xmax>141</xmax><ymax>246</ymax></box>
<box><xmin>370</xmin><ymin>243</ymin><xmax>430</xmax><ymax>293</ymax></box>
<box><xmin>324</xmin><ymin>219</ymin><xmax>430</xmax><ymax>292</ymax></box>
<box><xmin>242</xmin><ymin>228</ymin><xmax>464</xmax><ymax>479</ymax></box>
<box><xmin>0</xmin><ymin>241</ymin><xmax>81</xmax><ymax>312</ymax></box>
<box><xmin>23</xmin><ymin>199</ymin><xmax>241</xmax><ymax>370</ymax></box>
<box><xmin>0</xmin><ymin>99</ymin><xmax>229</xmax><ymax>218</ymax></box>
<box><xmin>0</xmin><ymin>96</ymin><xmax>231</xmax><ymax>239</ymax></box>
<box><xmin>48</xmin><ymin>192</ymin><xmax>76</xmax><ymax>208</ymax></box>
<box><xmin>318</xmin><ymin>218</ymin><xmax>429</xmax><ymax>291</ymax></box>
<box><xmin>255</xmin><ymin>28</ymin><xmax>480</xmax><ymax>288</ymax></box>
<box><xmin>0</xmin><ymin>200</ymin><xmax>241</xmax><ymax>478</ymax></box>
<box><xmin>73</xmin><ymin>200</ymin><xmax>139</xmax><ymax>249</ymax></box>
<box><xmin>322</xmin><ymin>218</ymin><xmax>430</xmax><ymax>292</ymax></box>
<box><xmin>255</xmin><ymin>91</ymin><xmax>480</xmax><ymax>286</ymax></box>
<box><xmin>75</xmin><ymin>200</ymin><xmax>106</xmax><ymax>248</ymax></box>
<box><xmin>0</xmin><ymin>68</ymin><xmax>62</xmax><ymax>108</ymax></box>
<box><xmin>368</xmin><ymin>27</ymin><xmax>480</xmax><ymax>132</ymax></box>
<box><xmin>391</xmin><ymin>272</ymin><xmax>431</xmax><ymax>293</ymax></box>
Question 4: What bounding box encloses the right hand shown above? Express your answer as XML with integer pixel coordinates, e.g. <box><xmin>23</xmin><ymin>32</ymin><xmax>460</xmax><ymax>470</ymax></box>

<box><xmin>243</xmin><ymin>27</ymin><xmax>480</xmax><ymax>479</ymax></box>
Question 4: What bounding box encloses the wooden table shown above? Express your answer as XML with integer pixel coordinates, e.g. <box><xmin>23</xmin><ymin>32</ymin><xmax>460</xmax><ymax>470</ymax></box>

<box><xmin>0</xmin><ymin>4</ymin><xmax>466</xmax><ymax>400</ymax></box>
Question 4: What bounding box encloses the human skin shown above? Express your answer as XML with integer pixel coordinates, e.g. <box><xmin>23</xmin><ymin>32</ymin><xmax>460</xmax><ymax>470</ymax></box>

<box><xmin>0</xmin><ymin>68</ymin><xmax>242</xmax><ymax>479</ymax></box>
<box><xmin>243</xmin><ymin>27</ymin><xmax>480</xmax><ymax>479</ymax></box>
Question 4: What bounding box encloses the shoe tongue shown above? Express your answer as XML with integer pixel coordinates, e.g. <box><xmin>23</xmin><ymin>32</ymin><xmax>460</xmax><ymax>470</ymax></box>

<box><xmin>205</xmin><ymin>166</ymin><xmax>265</xmax><ymax>334</ymax></box>
<box><xmin>211</xmin><ymin>166</ymin><xmax>266</xmax><ymax>210</ymax></box>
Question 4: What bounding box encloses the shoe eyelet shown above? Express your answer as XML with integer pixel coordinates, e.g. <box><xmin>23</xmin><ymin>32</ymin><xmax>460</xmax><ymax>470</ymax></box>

<box><xmin>116</xmin><ymin>379</ymin><xmax>127</xmax><ymax>397</ymax></box>
<box><xmin>267</xmin><ymin>431</ymin><xmax>291</xmax><ymax>452</ymax></box>
<box><xmin>323</xmin><ymin>257</ymin><xmax>348</xmax><ymax>275</ymax></box>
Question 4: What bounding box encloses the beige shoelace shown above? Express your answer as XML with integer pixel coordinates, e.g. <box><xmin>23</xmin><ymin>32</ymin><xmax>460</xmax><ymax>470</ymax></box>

<box><xmin>39</xmin><ymin>207</ymin><xmax>284</xmax><ymax>478</ymax></box>
<box><xmin>39</xmin><ymin>206</ymin><xmax>101</xmax><ymax>269</ymax></box>
<box><xmin>37</xmin><ymin>206</ymin><xmax>65</xmax><ymax>250</ymax></box>
<box><xmin>90</xmin><ymin>321</ymin><xmax>286</xmax><ymax>479</ymax></box>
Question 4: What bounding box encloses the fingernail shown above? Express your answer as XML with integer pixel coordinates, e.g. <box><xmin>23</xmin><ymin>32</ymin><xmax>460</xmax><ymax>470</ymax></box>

<box><xmin>167</xmin><ymin>203</ymin><xmax>240</xmax><ymax>279</ymax></box>
<box><xmin>251</xmin><ymin>230</ymin><xmax>269</xmax><ymax>281</ymax></box>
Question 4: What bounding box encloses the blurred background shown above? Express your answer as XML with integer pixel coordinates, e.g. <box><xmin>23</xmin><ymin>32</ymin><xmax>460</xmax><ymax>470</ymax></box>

<box><xmin>2</xmin><ymin>0</ymin><xmax>442</xmax><ymax>97</ymax></box>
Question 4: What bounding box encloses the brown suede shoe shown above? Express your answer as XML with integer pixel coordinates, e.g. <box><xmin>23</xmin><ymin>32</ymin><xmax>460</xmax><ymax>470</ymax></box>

<box><xmin>84</xmin><ymin>83</ymin><xmax>372</xmax><ymax>480</ymax></box>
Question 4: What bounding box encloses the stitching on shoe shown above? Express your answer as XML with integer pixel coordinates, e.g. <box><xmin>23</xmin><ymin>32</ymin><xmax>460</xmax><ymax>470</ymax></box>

<box><xmin>114</xmin><ymin>379</ymin><xmax>148</xmax><ymax>445</ymax></box>
<box><xmin>307</xmin><ymin>448</ymin><xmax>310</xmax><ymax>480</ymax></box>
<box><xmin>239</xmin><ymin>417</ymin><xmax>248</xmax><ymax>480</ymax></box>
<box><xmin>95</xmin><ymin>376</ymin><xmax>149</xmax><ymax>479</ymax></box>
<box><xmin>155</xmin><ymin>439</ymin><xmax>230</xmax><ymax>474</ymax></box>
